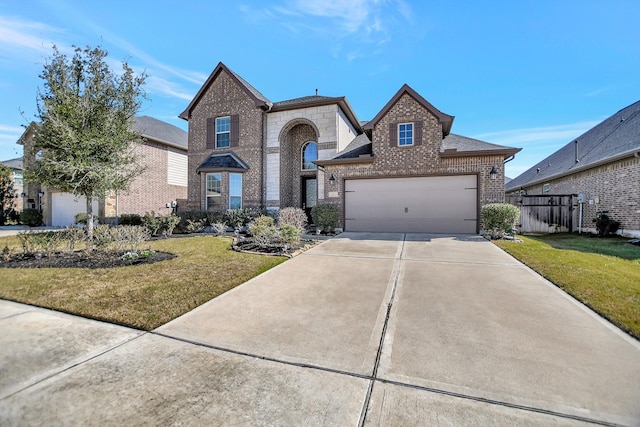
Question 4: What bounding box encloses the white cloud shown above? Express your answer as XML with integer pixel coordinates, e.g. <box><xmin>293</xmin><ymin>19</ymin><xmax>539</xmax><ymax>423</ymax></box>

<box><xmin>145</xmin><ymin>76</ymin><xmax>195</xmax><ymax>101</ymax></box>
<box><xmin>0</xmin><ymin>16</ymin><xmax>62</xmax><ymax>54</ymax></box>
<box><xmin>474</xmin><ymin>120</ymin><xmax>600</xmax><ymax>147</ymax></box>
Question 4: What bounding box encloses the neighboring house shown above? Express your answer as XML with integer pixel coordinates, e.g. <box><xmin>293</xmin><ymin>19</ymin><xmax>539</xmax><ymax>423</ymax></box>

<box><xmin>180</xmin><ymin>62</ymin><xmax>521</xmax><ymax>233</ymax></box>
<box><xmin>0</xmin><ymin>157</ymin><xmax>24</xmax><ymax>212</ymax></box>
<box><xmin>18</xmin><ymin>116</ymin><xmax>188</xmax><ymax>226</ymax></box>
<box><xmin>505</xmin><ymin>100</ymin><xmax>640</xmax><ymax>237</ymax></box>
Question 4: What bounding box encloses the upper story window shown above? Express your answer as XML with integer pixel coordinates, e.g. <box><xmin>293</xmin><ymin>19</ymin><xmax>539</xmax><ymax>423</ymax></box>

<box><xmin>543</xmin><ymin>183</ymin><xmax>550</xmax><ymax>194</ymax></box>
<box><xmin>13</xmin><ymin>170</ymin><xmax>23</xmax><ymax>186</ymax></box>
<box><xmin>216</xmin><ymin>116</ymin><xmax>230</xmax><ymax>148</ymax></box>
<box><xmin>398</xmin><ymin>123</ymin><xmax>413</xmax><ymax>146</ymax></box>
<box><xmin>302</xmin><ymin>141</ymin><xmax>318</xmax><ymax>170</ymax></box>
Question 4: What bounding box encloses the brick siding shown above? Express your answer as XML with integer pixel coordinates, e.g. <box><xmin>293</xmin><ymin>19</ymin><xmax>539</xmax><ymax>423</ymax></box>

<box><xmin>186</xmin><ymin>70</ymin><xmax>264</xmax><ymax>211</ymax></box>
<box><xmin>520</xmin><ymin>157</ymin><xmax>640</xmax><ymax>234</ymax></box>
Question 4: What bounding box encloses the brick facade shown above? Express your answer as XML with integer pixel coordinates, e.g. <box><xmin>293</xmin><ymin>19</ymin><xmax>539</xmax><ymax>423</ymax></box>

<box><xmin>182</xmin><ymin>64</ymin><xmax>518</xmax><ymax>232</ymax></box>
<box><xmin>107</xmin><ymin>141</ymin><xmax>187</xmax><ymax>218</ymax></box>
<box><xmin>185</xmin><ymin>70</ymin><xmax>265</xmax><ymax>211</ymax></box>
<box><xmin>322</xmin><ymin>93</ymin><xmax>507</xmax><ymax>228</ymax></box>
<box><xmin>519</xmin><ymin>157</ymin><xmax>640</xmax><ymax>235</ymax></box>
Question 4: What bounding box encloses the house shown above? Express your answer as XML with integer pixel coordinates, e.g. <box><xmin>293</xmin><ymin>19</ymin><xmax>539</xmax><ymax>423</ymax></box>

<box><xmin>18</xmin><ymin>116</ymin><xmax>188</xmax><ymax>226</ymax></box>
<box><xmin>505</xmin><ymin>100</ymin><xmax>640</xmax><ymax>237</ymax></box>
<box><xmin>0</xmin><ymin>157</ymin><xmax>24</xmax><ymax>212</ymax></box>
<box><xmin>180</xmin><ymin>62</ymin><xmax>521</xmax><ymax>234</ymax></box>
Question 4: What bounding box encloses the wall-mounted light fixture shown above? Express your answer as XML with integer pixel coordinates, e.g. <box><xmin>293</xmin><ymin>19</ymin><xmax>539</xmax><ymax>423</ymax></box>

<box><xmin>489</xmin><ymin>166</ymin><xmax>498</xmax><ymax>180</ymax></box>
<box><xmin>20</xmin><ymin>192</ymin><xmax>26</xmax><ymax>198</ymax></box>
<box><xmin>38</xmin><ymin>191</ymin><xmax>45</xmax><ymax>212</ymax></box>
<box><xmin>329</xmin><ymin>174</ymin><xmax>336</xmax><ymax>185</ymax></box>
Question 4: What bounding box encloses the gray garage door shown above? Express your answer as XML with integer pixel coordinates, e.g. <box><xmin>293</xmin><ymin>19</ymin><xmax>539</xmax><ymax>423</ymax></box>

<box><xmin>344</xmin><ymin>175</ymin><xmax>477</xmax><ymax>233</ymax></box>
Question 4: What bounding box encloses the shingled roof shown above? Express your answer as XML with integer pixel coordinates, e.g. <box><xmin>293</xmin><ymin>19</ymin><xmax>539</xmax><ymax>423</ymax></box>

<box><xmin>506</xmin><ymin>100</ymin><xmax>640</xmax><ymax>192</ymax></box>
<box><xmin>315</xmin><ymin>134</ymin><xmax>373</xmax><ymax>166</ymax></box>
<box><xmin>196</xmin><ymin>152</ymin><xmax>249</xmax><ymax>173</ymax></box>
<box><xmin>133</xmin><ymin>116</ymin><xmax>188</xmax><ymax>150</ymax></box>
<box><xmin>441</xmin><ymin>133</ymin><xmax>521</xmax><ymax>158</ymax></box>
<box><xmin>271</xmin><ymin>95</ymin><xmax>362</xmax><ymax>132</ymax></box>
<box><xmin>0</xmin><ymin>157</ymin><xmax>23</xmax><ymax>170</ymax></box>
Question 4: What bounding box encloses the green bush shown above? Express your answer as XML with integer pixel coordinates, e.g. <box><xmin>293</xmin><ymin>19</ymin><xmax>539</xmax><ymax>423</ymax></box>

<box><xmin>176</xmin><ymin>210</ymin><xmax>208</xmax><ymax>233</ymax></box>
<box><xmin>119</xmin><ymin>213</ymin><xmax>143</xmax><ymax>226</ymax></box>
<box><xmin>248</xmin><ymin>215</ymin><xmax>278</xmax><ymax>247</ymax></box>
<box><xmin>74</xmin><ymin>212</ymin><xmax>88</xmax><ymax>224</ymax></box>
<box><xmin>279</xmin><ymin>223</ymin><xmax>300</xmax><ymax>245</ymax></box>
<box><xmin>311</xmin><ymin>203</ymin><xmax>339</xmax><ymax>232</ymax></box>
<box><xmin>20</xmin><ymin>208</ymin><xmax>43</xmax><ymax>227</ymax></box>
<box><xmin>593</xmin><ymin>211</ymin><xmax>621</xmax><ymax>236</ymax></box>
<box><xmin>481</xmin><ymin>203</ymin><xmax>520</xmax><ymax>239</ymax></box>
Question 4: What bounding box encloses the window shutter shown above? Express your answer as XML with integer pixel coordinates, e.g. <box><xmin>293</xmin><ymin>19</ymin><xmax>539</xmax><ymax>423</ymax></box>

<box><xmin>206</xmin><ymin>118</ymin><xmax>215</xmax><ymax>149</ymax></box>
<box><xmin>230</xmin><ymin>114</ymin><xmax>240</xmax><ymax>147</ymax></box>
<box><xmin>414</xmin><ymin>121</ymin><xmax>423</xmax><ymax>146</ymax></box>
<box><xmin>389</xmin><ymin>122</ymin><xmax>397</xmax><ymax>147</ymax></box>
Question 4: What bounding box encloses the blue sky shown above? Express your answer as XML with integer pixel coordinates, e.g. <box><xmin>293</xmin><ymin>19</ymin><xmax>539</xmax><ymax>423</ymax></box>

<box><xmin>0</xmin><ymin>0</ymin><xmax>638</xmax><ymax>178</ymax></box>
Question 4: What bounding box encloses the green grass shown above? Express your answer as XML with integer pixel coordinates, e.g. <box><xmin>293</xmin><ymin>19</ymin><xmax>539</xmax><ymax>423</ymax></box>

<box><xmin>0</xmin><ymin>236</ymin><xmax>286</xmax><ymax>330</ymax></box>
<box><xmin>494</xmin><ymin>234</ymin><xmax>640</xmax><ymax>339</ymax></box>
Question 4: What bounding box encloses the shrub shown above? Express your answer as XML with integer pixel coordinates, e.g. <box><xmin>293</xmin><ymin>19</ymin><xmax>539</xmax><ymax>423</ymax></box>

<box><xmin>20</xmin><ymin>208</ymin><xmax>43</xmax><ymax>227</ymax></box>
<box><xmin>119</xmin><ymin>213</ymin><xmax>142</xmax><ymax>226</ymax></box>
<box><xmin>278</xmin><ymin>207</ymin><xmax>307</xmax><ymax>233</ymax></box>
<box><xmin>206</xmin><ymin>211</ymin><xmax>225</xmax><ymax>226</ymax></box>
<box><xmin>248</xmin><ymin>215</ymin><xmax>278</xmax><ymax>247</ymax></box>
<box><xmin>120</xmin><ymin>225</ymin><xmax>150</xmax><ymax>252</ymax></box>
<box><xmin>279</xmin><ymin>223</ymin><xmax>300</xmax><ymax>245</ymax></box>
<box><xmin>160</xmin><ymin>215</ymin><xmax>180</xmax><ymax>236</ymax></box>
<box><xmin>185</xmin><ymin>219</ymin><xmax>205</xmax><ymax>234</ymax></box>
<box><xmin>311</xmin><ymin>204</ymin><xmax>339</xmax><ymax>232</ymax></box>
<box><xmin>93</xmin><ymin>224</ymin><xmax>113</xmax><ymax>249</ymax></box>
<box><xmin>593</xmin><ymin>211</ymin><xmax>621</xmax><ymax>236</ymax></box>
<box><xmin>142</xmin><ymin>211</ymin><xmax>163</xmax><ymax>237</ymax></box>
<box><xmin>74</xmin><ymin>212</ymin><xmax>88</xmax><ymax>224</ymax></box>
<box><xmin>176</xmin><ymin>211</ymin><xmax>208</xmax><ymax>233</ymax></box>
<box><xmin>481</xmin><ymin>203</ymin><xmax>520</xmax><ymax>239</ymax></box>
<box><xmin>62</xmin><ymin>226</ymin><xmax>86</xmax><ymax>251</ymax></box>
<box><xmin>211</xmin><ymin>222</ymin><xmax>228</xmax><ymax>235</ymax></box>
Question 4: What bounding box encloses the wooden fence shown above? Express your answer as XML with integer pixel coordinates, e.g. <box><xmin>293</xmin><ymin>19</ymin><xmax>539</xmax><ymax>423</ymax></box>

<box><xmin>505</xmin><ymin>194</ymin><xmax>576</xmax><ymax>234</ymax></box>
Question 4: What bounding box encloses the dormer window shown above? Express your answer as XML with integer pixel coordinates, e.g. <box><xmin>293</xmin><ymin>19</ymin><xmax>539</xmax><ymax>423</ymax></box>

<box><xmin>398</xmin><ymin>123</ymin><xmax>413</xmax><ymax>146</ymax></box>
<box><xmin>302</xmin><ymin>141</ymin><xmax>318</xmax><ymax>170</ymax></box>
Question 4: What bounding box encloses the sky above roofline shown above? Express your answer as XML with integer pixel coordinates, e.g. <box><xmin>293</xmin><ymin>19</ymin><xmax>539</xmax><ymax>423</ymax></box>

<box><xmin>0</xmin><ymin>0</ymin><xmax>638</xmax><ymax>179</ymax></box>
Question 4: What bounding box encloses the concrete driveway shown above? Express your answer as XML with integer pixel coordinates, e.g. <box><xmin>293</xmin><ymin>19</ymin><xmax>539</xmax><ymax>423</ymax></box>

<box><xmin>2</xmin><ymin>232</ymin><xmax>639</xmax><ymax>426</ymax></box>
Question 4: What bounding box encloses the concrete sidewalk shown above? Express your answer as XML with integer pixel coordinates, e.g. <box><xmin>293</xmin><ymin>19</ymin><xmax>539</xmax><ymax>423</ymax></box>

<box><xmin>1</xmin><ymin>233</ymin><xmax>639</xmax><ymax>425</ymax></box>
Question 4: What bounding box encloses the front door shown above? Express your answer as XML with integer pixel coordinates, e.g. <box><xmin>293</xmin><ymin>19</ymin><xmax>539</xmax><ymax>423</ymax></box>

<box><xmin>301</xmin><ymin>177</ymin><xmax>317</xmax><ymax>223</ymax></box>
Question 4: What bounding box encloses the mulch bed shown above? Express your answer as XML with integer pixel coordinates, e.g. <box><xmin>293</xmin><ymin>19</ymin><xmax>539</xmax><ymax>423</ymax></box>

<box><xmin>232</xmin><ymin>237</ymin><xmax>319</xmax><ymax>258</ymax></box>
<box><xmin>0</xmin><ymin>250</ymin><xmax>176</xmax><ymax>269</ymax></box>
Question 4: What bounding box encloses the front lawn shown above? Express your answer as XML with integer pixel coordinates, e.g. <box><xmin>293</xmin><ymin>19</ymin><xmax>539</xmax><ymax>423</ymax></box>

<box><xmin>494</xmin><ymin>234</ymin><xmax>640</xmax><ymax>339</ymax></box>
<box><xmin>0</xmin><ymin>236</ymin><xmax>286</xmax><ymax>330</ymax></box>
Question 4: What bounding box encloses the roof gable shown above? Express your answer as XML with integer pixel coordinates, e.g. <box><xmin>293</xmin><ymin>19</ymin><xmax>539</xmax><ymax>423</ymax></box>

<box><xmin>506</xmin><ymin>100</ymin><xmax>640</xmax><ymax>191</ymax></box>
<box><xmin>196</xmin><ymin>151</ymin><xmax>249</xmax><ymax>173</ymax></box>
<box><xmin>271</xmin><ymin>95</ymin><xmax>362</xmax><ymax>132</ymax></box>
<box><xmin>364</xmin><ymin>84</ymin><xmax>454</xmax><ymax>136</ymax></box>
<box><xmin>179</xmin><ymin>62</ymin><xmax>272</xmax><ymax>120</ymax></box>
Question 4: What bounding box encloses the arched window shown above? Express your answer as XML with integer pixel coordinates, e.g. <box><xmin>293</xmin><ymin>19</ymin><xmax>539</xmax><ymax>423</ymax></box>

<box><xmin>302</xmin><ymin>141</ymin><xmax>318</xmax><ymax>170</ymax></box>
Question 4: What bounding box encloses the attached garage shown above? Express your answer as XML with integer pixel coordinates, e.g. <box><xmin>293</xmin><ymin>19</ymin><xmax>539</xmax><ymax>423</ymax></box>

<box><xmin>51</xmin><ymin>193</ymin><xmax>99</xmax><ymax>227</ymax></box>
<box><xmin>344</xmin><ymin>175</ymin><xmax>478</xmax><ymax>234</ymax></box>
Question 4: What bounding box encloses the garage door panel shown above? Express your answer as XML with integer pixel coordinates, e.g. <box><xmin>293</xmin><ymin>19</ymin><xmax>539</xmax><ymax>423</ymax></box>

<box><xmin>345</xmin><ymin>176</ymin><xmax>477</xmax><ymax>234</ymax></box>
<box><xmin>51</xmin><ymin>193</ymin><xmax>99</xmax><ymax>227</ymax></box>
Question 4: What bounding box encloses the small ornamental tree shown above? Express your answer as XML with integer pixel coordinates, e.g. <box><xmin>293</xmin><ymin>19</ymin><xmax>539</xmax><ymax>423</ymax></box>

<box><xmin>481</xmin><ymin>203</ymin><xmax>520</xmax><ymax>239</ymax></box>
<box><xmin>0</xmin><ymin>165</ymin><xmax>17</xmax><ymax>225</ymax></box>
<box><xmin>29</xmin><ymin>45</ymin><xmax>147</xmax><ymax>250</ymax></box>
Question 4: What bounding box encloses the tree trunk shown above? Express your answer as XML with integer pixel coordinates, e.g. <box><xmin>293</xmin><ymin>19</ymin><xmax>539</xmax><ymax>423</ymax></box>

<box><xmin>86</xmin><ymin>196</ymin><xmax>94</xmax><ymax>252</ymax></box>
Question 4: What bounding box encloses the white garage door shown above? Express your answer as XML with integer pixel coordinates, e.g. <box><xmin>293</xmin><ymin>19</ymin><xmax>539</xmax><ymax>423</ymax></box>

<box><xmin>51</xmin><ymin>193</ymin><xmax>99</xmax><ymax>227</ymax></box>
<box><xmin>344</xmin><ymin>175</ymin><xmax>477</xmax><ymax>234</ymax></box>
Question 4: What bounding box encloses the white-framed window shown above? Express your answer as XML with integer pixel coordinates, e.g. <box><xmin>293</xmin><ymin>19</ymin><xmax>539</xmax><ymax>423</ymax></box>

<box><xmin>229</xmin><ymin>173</ymin><xmax>242</xmax><ymax>209</ymax></box>
<box><xmin>398</xmin><ymin>123</ymin><xmax>413</xmax><ymax>146</ymax></box>
<box><xmin>13</xmin><ymin>170</ymin><xmax>23</xmax><ymax>186</ymax></box>
<box><xmin>543</xmin><ymin>183</ymin><xmax>550</xmax><ymax>194</ymax></box>
<box><xmin>206</xmin><ymin>173</ymin><xmax>221</xmax><ymax>209</ymax></box>
<box><xmin>302</xmin><ymin>141</ymin><xmax>318</xmax><ymax>170</ymax></box>
<box><xmin>216</xmin><ymin>116</ymin><xmax>230</xmax><ymax>148</ymax></box>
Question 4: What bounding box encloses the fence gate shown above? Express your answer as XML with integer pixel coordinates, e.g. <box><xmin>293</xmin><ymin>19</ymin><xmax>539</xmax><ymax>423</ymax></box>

<box><xmin>506</xmin><ymin>194</ymin><xmax>575</xmax><ymax>234</ymax></box>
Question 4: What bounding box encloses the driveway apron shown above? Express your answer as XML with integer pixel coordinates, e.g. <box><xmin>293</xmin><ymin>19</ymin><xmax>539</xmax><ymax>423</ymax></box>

<box><xmin>2</xmin><ymin>232</ymin><xmax>639</xmax><ymax>426</ymax></box>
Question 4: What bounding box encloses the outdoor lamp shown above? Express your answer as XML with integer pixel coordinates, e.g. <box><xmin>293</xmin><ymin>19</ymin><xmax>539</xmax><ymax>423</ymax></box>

<box><xmin>329</xmin><ymin>174</ymin><xmax>336</xmax><ymax>185</ymax></box>
<box><xmin>489</xmin><ymin>166</ymin><xmax>498</xmax><ymax>180</ymax></box>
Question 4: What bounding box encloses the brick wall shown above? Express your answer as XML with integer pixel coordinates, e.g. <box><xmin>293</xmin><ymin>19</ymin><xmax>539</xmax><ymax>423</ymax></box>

<box><xmin>322</xmin><ymin>93</ymin><xmax>506</xmax><ymax>229</ymax></box>
<box><xmin>107</xmin><ymin>140</ymin><xmax>188</xmax><ymax>218</ymax></box>
<box><xmin>521</xmin><ymin>157</ymin><xmax>640</xmax><ymax>235</ymax></box>
<box><xmin>186</xmin><ymin>70</ymin><xmax>264</xmax><ymax>211</ymax></box>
